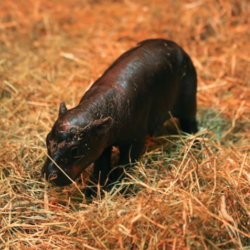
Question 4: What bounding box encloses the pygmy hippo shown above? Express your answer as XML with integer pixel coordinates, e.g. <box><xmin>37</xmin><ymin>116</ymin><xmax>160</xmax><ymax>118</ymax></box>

<box><xmin>42</xmin><ymin>39</ymin><xmax>198</xmax><ymax>195</ymax></box>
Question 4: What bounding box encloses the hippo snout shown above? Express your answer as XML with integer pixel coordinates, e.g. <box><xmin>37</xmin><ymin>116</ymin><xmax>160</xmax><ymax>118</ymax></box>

<box><xmin>42</xmin><ymin>157</ymin><xmax>72</xmax><ymax>186</ymax></box>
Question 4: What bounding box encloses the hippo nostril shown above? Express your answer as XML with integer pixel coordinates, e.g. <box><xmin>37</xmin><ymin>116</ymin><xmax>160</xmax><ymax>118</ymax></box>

<box><xmin>49</xmin><ymin>170</ymin><xmax>59</xmax><ymax>179</ymax></box>
<box><xmin>51</xmin><ymin>169</ymin><xmax>58</xmax><ymax>174</ymax></box>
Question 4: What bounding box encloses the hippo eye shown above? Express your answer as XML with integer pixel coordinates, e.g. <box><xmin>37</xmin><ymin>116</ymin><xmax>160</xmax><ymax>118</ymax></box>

<box><xmin>70</xmin><ymin>146</ymin><xmax>80</xmax><ymax>158</ymax></box>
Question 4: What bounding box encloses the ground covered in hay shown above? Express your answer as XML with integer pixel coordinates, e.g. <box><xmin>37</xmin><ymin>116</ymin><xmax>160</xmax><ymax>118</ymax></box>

<box><xmin>1</xmin><ymin>0</ymin><xmax>250</xmax><ymax>249</ymax></box>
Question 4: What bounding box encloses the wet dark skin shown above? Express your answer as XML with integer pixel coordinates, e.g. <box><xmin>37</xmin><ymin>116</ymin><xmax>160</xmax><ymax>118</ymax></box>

<box><xmin>42</xmin><ymin>39</ymin><xmax>198</xmax><ymax>197</ymax></box>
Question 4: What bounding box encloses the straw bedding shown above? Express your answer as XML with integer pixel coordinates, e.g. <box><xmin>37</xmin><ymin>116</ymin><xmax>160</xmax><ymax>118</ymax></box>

<box><xmin>1</xmin><ymin>0</ymin><xmax>250</xmax><ymax>249</ymax></box>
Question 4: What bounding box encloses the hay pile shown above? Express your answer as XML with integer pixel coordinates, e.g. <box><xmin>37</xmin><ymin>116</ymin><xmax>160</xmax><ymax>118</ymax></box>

<box><xmin>1</xmin><ymin>0</ymin><xmax>250</xmax><ymax>249</ymax></box>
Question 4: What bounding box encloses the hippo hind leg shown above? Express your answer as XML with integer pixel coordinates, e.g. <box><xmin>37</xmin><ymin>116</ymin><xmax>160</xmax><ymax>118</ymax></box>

<box><xmin>174</xmin><ymin>62</ymin><xmax>198</xmax><ymax>134</ymax></box>
<box><xmin>179</xmin><ymin>118</ymin><xmax>198</xmax><ymax>134</ymax></box>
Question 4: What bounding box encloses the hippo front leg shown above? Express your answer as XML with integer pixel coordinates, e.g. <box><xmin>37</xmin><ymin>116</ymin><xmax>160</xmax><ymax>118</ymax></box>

<box><xmin>111</xmin><ymin>139</ymin><xmax>146</xmax><ymax>183</ymax></box>
<box><xmin>84</xmin><ymin>146</ymin><xmax>112</xmax><ymax>197</ymax></box>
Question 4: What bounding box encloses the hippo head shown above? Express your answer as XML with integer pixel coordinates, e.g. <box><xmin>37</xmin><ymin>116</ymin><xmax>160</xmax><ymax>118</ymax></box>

<box><xmin>41</xmin><ymin>101</ymin><xmax>113</xmax><ymax>186</ymax></box>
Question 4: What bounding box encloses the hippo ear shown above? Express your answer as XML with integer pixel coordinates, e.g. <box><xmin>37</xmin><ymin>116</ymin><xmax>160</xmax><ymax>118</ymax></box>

<box><xmin>59</xmin><ymin>101</ymin><xmax>67</xmax><ymax>117</ymax></box>
<box><xmin>92</xmin><ymin>117</ymin><xmax>113</xmax><ymax>135</ymax></box>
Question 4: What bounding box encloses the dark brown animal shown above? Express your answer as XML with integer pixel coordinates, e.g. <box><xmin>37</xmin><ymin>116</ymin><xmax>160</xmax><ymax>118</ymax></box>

<box><xmin>42</xmin><ymin>39</ymin><xmax>198</xmax><ymax>195</ymax></box>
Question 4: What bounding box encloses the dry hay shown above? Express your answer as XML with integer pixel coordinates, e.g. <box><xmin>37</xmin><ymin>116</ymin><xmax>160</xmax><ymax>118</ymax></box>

<box><xmin>1</xmin><ymin>0</ymin><xmax>250</xmax><ymax>249</ymax></box>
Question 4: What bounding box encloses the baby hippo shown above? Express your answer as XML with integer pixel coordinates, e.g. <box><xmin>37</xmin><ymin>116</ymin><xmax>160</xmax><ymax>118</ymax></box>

<box><xmin>42</xmin><ymin>39</ymin><xmax>198</xmax><ymax>195</ymax></box>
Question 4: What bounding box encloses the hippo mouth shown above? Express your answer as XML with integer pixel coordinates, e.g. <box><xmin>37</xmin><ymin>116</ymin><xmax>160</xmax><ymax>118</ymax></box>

<box><xmin>41</xmin><ymin>165</ymin><xmax>73</xmax><ymax>186</ymax></box>
<box><xmin>41</xmin><ymin>156</ymin><xmax>87</xmax><ymax>187</ymax></box>
<box><xmin>41</xmin><ymin>157</ymin><xmax>74</xmax><ymax>186</ymax></box>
